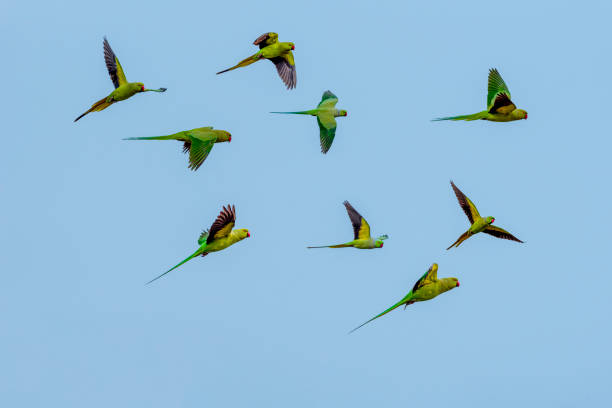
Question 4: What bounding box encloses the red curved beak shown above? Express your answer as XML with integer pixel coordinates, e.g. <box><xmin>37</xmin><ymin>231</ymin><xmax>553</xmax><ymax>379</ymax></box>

<box><xmin>141</xmin><ymin>85</ymin><xmax>145</xmax><ymax>92</ymax></box>
<box><xmin>380</xmin><ymin>243</ymin><xmax>383</xmax><ymax>248</ymax></box>
<box><xmin>525</xmin><ymin>113</ymin><xmax>528</xmax><ymax>119</ymax></box>
<box><xmin>228</xmin><ymin>135</ymin><xmax>232</xmax><ymax>142</ymax></box>
<box><xmin>247</xmin><ymin>232</ymin><xmax>250</xmax><ymax>238</ymax></box>
<box><xmin>456</xmin><ymin>281</ymin><xmax>460</xmax><ymax>287</ymax></box>
<box><xmin>291</xmin><ymin>45</ymin><xmax>295</xmax><ymax>50</ymax></box>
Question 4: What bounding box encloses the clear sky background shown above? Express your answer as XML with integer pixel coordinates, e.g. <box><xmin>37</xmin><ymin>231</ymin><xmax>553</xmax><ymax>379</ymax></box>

<box><xmin>1</xmin><ymin>0</ymin><xmax>610</xmax><ymax>406</ymax></box>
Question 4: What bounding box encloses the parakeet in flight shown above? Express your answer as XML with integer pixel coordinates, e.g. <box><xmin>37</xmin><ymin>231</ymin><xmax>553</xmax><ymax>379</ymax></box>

<box><xmin>433</xmin><ymin>68</ymin><xmax>527</xmax><ymax>122</ymax></box>
<box><xmin>349</xmin><ymin>263</ymin><xmax>459</xmax><ymax>333</ymax></box>
<box><xmin>447</xmin><ymin>181</ymin><xmax>523</xmax><ymax>249</ymax></box>
<box><xmin>271</xmin><ymin>90</ymin><xmax>347</xmax><ymax>154</ymax></box>
<box><xmin>147</xmin><ymin>205</ymin><xmax>250</xmax><ymax>284</ymax></box>
<box><xmin>124</xmin><ymin>127</ymin><xmax>231</xmax><ymax>171</ymax></box>
<box><xmin>216</xmin><ymin>32</ymin><xmax>296</xmax><ymax>89</ymax></box>
<box><xmin>308</xmin><ymin>201</ymin><xmax>388</xmax><ymax>249</ymax></box>
<box><xmin>74</xmin><ymin>37</ymin><xmax>167</xmax><ymax>122</ymax></box>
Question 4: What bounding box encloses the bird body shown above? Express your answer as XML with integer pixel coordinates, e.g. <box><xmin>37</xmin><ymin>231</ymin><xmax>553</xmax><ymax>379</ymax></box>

<box><xmin>217</xmin><ymin>32</ymin><xmax>297</xmax><ymax>89</ymax></box>
<box><xmin>74</xmin><ymin>37</ymin><xmax>166</xmax><ymax>122</ymax></box>
<box><xmin>124</xmin><ymin>127</ymin><xmax>231</xmax><ymax>171</ymax></box>
<box><xmin>308</xmin><ymin>201</ymin><xmax>387</xmax><ymax>250</ymax></box>
<box><xmin>433</xmin><ymin>68</ymin><xmax>527</xmax><ymax>122</ymax></box>
<box><xmin>350</xmin><ymin>264</ymin><xmax>459</xmax><ymax>333</ymax></box>
<box><xmin>447</xmin><ymin>181</ymin><xmax>523</xmax><ymax>249</ymax></box>
<box><xmin>147</xmin><ymin>205</ymin><xmax>250</xmax><ymax>284</ymax></box>
<box><xmin>272</xmin><ymin>91</ymin><xmax>347</xmax><ymax>153</ymax></box>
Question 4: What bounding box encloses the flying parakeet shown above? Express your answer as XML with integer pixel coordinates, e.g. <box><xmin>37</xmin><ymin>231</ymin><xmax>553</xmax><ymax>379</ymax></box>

<box><xmin>74</xmin><ymin>37</ymin><xmax>167</xmax><ymax>122</ymax></box>
<box><xmin>216</xmin><ymin>32</ymin><xmax>297</xmax><ymax>89</ymax></box>
<box><xmin>433</xmin><ymin>68</ymin><xmax>527</xmax><ymax>122</ymax></box>
<box><xmin>124</xmin><ymin>127</ymin><xmax>231</xmax><ymax>171</ymax></box>
<box><xmin>271</xmin><ymin>90</ymin><xmax>347</xmax><ymax>154</ymax></box>
<box><xmin>308</xmin><ymin>201</ymin><xmax>388</xmax><ymax>249</ymax></box>
<box><xmin>447</xmin><ymin>181</ymin><xmax>523</xmax><ymax>249</ymax></box>
<box><xmin>147</xmin><ymin>205</ymin><xmax>250</xmax><ymax>284</ymax></box>
<box><xmin>350</xmin><ymin>263</ymin><xmax>459</xmax><ymax>333</ymax></box>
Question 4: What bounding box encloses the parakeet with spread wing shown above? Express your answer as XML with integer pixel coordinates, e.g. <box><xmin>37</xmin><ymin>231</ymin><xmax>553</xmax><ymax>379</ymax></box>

<box><xmin>447</xmin><ymin>181</ymin><xmax>523</xmax><ymax>249</ymax></box>
<box><xmin>433</xmin><ymin>68</ymin><xmax>527</xmax><ymax>122</ymax></box>
<box><xmin>349</xmin><ymin>263</ymin><xmax>459</xmax><ymax>333</ymax></box>
<box><xmin>216</xmin><ymin>32</ymin><xmax>297</xmax><ymax>89</ymax></box>
<box><xmin>307</xmin><ymin>201</ymin><xmax>388</xmax><ymax>249</ymax></box>
<box><xmin>147</xmin><ymin>205</ymin><xmax>250</xmax><ymax>284</ymax></box>
<box><xmin>124</xmin><ymin>127</ymin><xmax>231</xmax><ymax>171</ymax></box>
<box><xmin>271</xmin><ymin>90</ymin><xmax>347</xmax><ymax>154</ymax></box>
<box><xmin>74</xmin><ymin>37</ymin><xmax>166</xmax><ymax>122</ymax></box>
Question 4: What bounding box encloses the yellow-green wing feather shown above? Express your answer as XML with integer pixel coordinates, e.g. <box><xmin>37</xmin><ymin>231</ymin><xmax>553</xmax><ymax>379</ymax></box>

<box><xmin>316</xmin><ymin>114</ymin><xmax>337</xmax><ymax>154</ymax></box>
<box><xmin>343</xmin><ymin>201</ymin><xmax>371</xmax><ymax>240</ymax></box>
<box><xmin>207</xmin><ymin>205</ymin><xmax>236</xmax><ymax>243</ymax></box>
<box><xmin>411</xmin><ymin>264</ymin><xmax>438</xmax><ymax>293</ymax></box>
<box><xmin>482</xmin><ymin>225</ymin><xmax>523</xmax><ymax>243</ymax></box>
<box><xmin>487</xmin><ymin>68</ymin><xmax>516</xmax><ymax>114</ymax></box>
<box><xmin>317</xmin><ymin>91</ymin><xmax>338</xmax><ymax>109</ymax></box>
<box><xmin>103</xmin><ymin>37</ymin><xmax>127</xmax><ymax>88</ymax></box>
<box><xmin>450</xmin><ymin>181</ymin><xmax>480</xmax><ymax>224</ymax></box>
<box><xmin>187</xmin><ymin>137</ymin><xmax>215</xmax><ymax>171</ymax></box>
<box><xmin>270</xmin><ymin>51</ymin><xmax>296</xmax><ymax>89</ymax></box>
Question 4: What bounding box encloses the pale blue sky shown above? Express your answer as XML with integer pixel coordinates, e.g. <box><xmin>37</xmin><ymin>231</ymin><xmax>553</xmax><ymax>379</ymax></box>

<box><xmin>1</xmin><ymin>0</ymin><xmax>611</xmax><ymax>406</ymax></box>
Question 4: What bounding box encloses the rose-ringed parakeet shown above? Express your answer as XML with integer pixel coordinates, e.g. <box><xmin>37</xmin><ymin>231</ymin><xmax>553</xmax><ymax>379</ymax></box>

<box><xmin>216</xmin><ymin>32</ymin><xmax>296</xmax><ymax>89</ymax></box>
<box><xmin>74</xmin><ymin>37</ymin><xmax>166</xmax><ymax>122</ymax></box>
<box><xmin>447</xmin><ymin>181</ymin><xmax>523</xmax><ymax>249</ymax></box>
<box><xmin>349</xmin><ymin>263</ymin><xmax>459</xmax><ymax>333</ymax></box>
<box><xmin>147</xmin><ymin>205</ymin><xmax>250</xmax><ymax>284</ymax></box>
<box><xmin>271</xmin><ymin>90</ymin><xmax>347</xmax><ymax>154</ymax></box>
<box><xmin>308</xmin><ymin>201</ymin><xmax>388</xmax><ymax>249</ymax></box>
<box><xmin>124</xmin><ymin>127</ymin><xmax>231</xmax><ymax>171</ymax></box>
<box><xmin>433</xmin><ymin>68</ymin><xmax>527</xmax><ymax>122</ymax></box>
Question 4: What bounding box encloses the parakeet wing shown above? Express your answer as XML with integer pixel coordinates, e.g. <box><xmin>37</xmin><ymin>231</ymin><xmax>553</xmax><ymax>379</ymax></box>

<box><xmin>487</xmin><ymin>68</ymin><xmax>516</xmax><ymax>114</ymax></box>
<box><xmin>317</xmin><ymin>91</ymin><xmax>339</xmax><ymax>109</ymax></box>
<box><xmin>343</xmin><ymin>200</ymin><xmax>371</xmax><ymax>240</ymax></box>
<box><xmin>483</xmin><ymin>225</ymin><xmax>523</xmax><ymax>243</ymax></box>
<box><xmin>103</xmin><ymin>37</ymin><xmax>127</xmax><ymax>88</ymax></box>
<box><xmin>186</xmin><ymin>136</ymin><xmax>215</xmax><ymax>171</ymax></box>
<box><xmin>198</xmin><ymin>230</ymin><xmax>209</xmax><ymax>245</ymax></box>
<box><xmin>253</xmin><ymin>32</ymin><xmax>278</xmax><ymax>48</ymax></box>
<box><xmin>450</xmin><ymin>181</ymin><xmax>480</xmax><ymax>224</ymax></box>
<box><xmin>411</xmin><ymin>264</ymin><xmax>438</xmax><ymax>293</ymax></box>
<box><xmin>270</xmin><ymin>52</ymin><xmax>296</xmax><ymax>89</ymax></box>
<box><xmin>316</xmin><ymin>115</ymin><xmax>337</xmax><ymax>154</ymax></box>
<box><xmin>207</xmin><ymin>205</ymin><xmax>236</xmax><ymax>244</ymax></box>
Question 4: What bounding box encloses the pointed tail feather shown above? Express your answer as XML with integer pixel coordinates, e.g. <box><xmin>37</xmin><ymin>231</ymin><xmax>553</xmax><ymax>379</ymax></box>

<box><xmin>74</xmin><ymin>97</ymin><xmax>113</xmax><ymax>122</ymax></box>
<box><xmin>447</xmin><ymin>231</ymin><xmax>470</xmax><ymax>250</ymax></box>
<box><xmin>270</xmin><ymin>110</ymin><xmax>317</xmax><ymax>115</ymax></box>
<box><xmin>123</xmin><ymin>135</ymin><xmax>179</xmax><ymax>141</ymax></box>
<box><xmin>432</xmin><ymin>111</ymin><xmax>488</xmax><ymax>121</ymax></box>
<box><xmin>307</xmin><ymin>243</ymin><xmax>351</xmax><ymax>249</ymax></box>
<box><xmin>349</xmin><ymin>295</ymin><xmax>413</xmax><ymax>334</ymax></box>
<box><xmin>216</xmin><ymin>53</ymin><xmax>262</xmax><ymax>75</ymax></box>
<box><xmin>146</xmin><ymin>249</ymin><xmax>204</xmax><ymax>285</ymax></box>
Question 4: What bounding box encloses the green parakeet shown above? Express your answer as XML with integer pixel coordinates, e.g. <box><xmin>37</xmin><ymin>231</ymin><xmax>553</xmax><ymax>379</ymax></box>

<box><xmin>147</xmin><ymin>205</ymin><xmax>250</xmax><ymax>284</ymax></box>
<box><xmin>447</xmin><ymin>181</ymin><xmax>523</xmax><ymax>249</ymax></box>
<box><xmin>271</xmin><ymin>90</ymin><xmax>348</xmax><ymax>154</ymax></box>
<box><xmin>74</xmin><ymin>37</ymin><xmax>167</xmax><ymax>122</ymax></box>
<box><xmin>124</xmin><ymin>127</ymin><xmax>231</xmax><ymax>171</ymax></box>
<box><xmin>350</xmin><ymin>263</ymin><xmax>459</xmax><ymax>333</ymax></box>
<box><xmin>433</xmin><ymin>68</ymin><xmax>527</xmax><ymax>122</ymax></box>
<box><xmin>216</xmin><ymin>32</ymin><xmax>296</xmax><ymax>89</ymax></box>
<box><xmin>308</xmin><ymin>201</ymin><xmax>388</xmax><ymax>249</ymax></box>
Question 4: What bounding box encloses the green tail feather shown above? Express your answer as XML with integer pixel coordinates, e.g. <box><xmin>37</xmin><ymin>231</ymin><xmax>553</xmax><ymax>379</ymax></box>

<box><xmin>270</xmin><ymin>110</ymin><xmax>317</xmax><ymax>115</ymax></box>
<box><xmin>432</xmin><ymin>111</ymin><xmax>488</xmax><ymax>121</ymax></box>
<box><xmin>123</xmin><ymin>135</ymin><xmax>178</xmax><ymax>141</ymax></box>
<box><xmin>348</xmin><ymin>294</ymin><xmax>413</xmax><ymax>334</ymax></box>
<box><xmin>146</xmin><ymin>248</ymin><xmax>203</xmax><ymax>285</ymax></box>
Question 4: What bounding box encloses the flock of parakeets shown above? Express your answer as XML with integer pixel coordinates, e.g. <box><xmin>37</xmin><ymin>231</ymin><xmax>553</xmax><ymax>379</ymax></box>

<box><xmin>75</xmin><ymin>33</ymin><xmax>527</xmax><ymax>333</ymax></box>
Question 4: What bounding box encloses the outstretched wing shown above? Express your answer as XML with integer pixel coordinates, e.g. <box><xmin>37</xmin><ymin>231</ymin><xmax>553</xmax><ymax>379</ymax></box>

<box><xmin>482</xmin><ymin>225</ymin><xmax>523</xmax><ymax>243</ymax></box>
<box><xmin>198</xmin><ymin>230</ymin><xmax>209</xmax><ymax>245</ymax></box>
<box><xmin>411</xmin><ymin>263</ymin><xmax>438</xmax><ymax>293</ymax></box>
<box><xmin>182</xmin><ymin>135</ymin><xmax>215</xmax><ymax>171</ymax></box>
<box><xmin>316</xmin><ymin>115</ymin><xmax>337</xmax><ymax>154</ymax></box>
<box><xmin>317</xmin><ymin>90</ymin><xmax>339</xmax><ymax>109</ymax></box>
<box><xmin>343</xmin><ymin>201</ymin><xmax>371</xmax><ymax>240</ymax></box>
<box><xmin>450</xmin><ymin>181</ymin><xmax>480</xmax><ymax>224</ymax></box>
<box><xmin>270</xmin><ymin>52</ymin><xmax>296</xmax><ymax>89</ymax></box>
<box><xmin>103</xmin><ymin>37</ymin><xmax>127</xmax><ymax>88</ymax></box>
<box><xmin>253</xmin><ymin>32</ymin><xmax>278</xmax><ymax>48</ymax></box>
<box><xmin>207</xmin><ymin>205</ymin><xmax>236</xmax><ymax>244</ymax></box>
<box><xmin>487</xmin><ymin>68</ymin><xmax>515</xmax><ymax>114</ymax></box>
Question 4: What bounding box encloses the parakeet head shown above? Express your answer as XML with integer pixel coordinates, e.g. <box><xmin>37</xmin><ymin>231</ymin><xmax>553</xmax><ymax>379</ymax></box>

<box><xmin>374</xmin><ymin>234</ymin><xmax>389</xmax><ymax>248</ymax></box>
<box><xmin>134</xmin><ymin>82</ymin><xmax>145</xmax><ymax>92</ymax></box>
<box><xmin>441</xmin><ymin>277</ymin><xmax>460</xmax><ymax>292</ymax></box>
<box><xmin>339</xmin><ymin>110</ymin><xmax>348</xmax><ymax>117</ymax></box>
<box><xmin>216</xmin><ymin>130</ymin><xmax>232</xmax><ymax>143</ymax></box>
<box><xmin>235</xmin><ymin>229</ymin><xmax>250</xmax><ymax>240</ymax></box>
<box><xmin>512</xmin><ymin>109</ymin><xmax>528</xmax><ymax>120</ymax></box>
<box><xmin>486</xmin><ymin>216</ymin><xmax>495</xmax><ymax>224</ymax></box>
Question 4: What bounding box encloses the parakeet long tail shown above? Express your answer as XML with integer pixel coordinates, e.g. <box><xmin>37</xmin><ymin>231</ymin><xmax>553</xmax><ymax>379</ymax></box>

<box><xmin>146</xmin><ymin>248</ymin><xmax>205</xmax><ymax>285</ymax></box>
<box><xmin>270</xmin><ymin>110</ymin><xmax>317</xmax><ymax>115</ymax></box>
<box><xmin>447</xmin><ymin>231</ymin><xmax>471</xmax><ymax>250</ymax></box>
<box><xmin>123</xmin><ymin>135</ymin><xmax>179</xmax><ymax>141</ymax></box>
<box><xmin>216</xmin><ymin>53</ymin><xmax>262</xmax><ymax>74</ymax></box>
<box><xmin>74</xmin><ymin>97</ymin><xmax>114</xmax><ymax>122</ymax></box>
<box><xmin>432</xmin><ymin>111</ymin><xmax>488</xmax><ymax>121</ymax></box>
<box><xmin>349</xmin><ymin>295</ymin><xmax>413</xmax><ymax>334</ymax></box>
<box><xmin>307</xmin><ymin>243</ymin><xmax>351</xmax><ymax>249</ymax></box>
